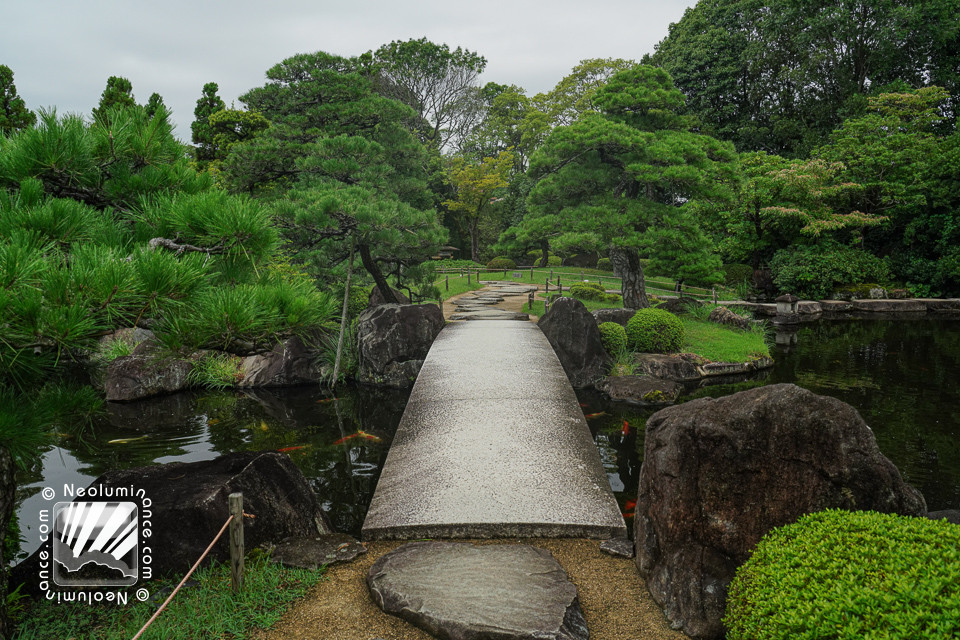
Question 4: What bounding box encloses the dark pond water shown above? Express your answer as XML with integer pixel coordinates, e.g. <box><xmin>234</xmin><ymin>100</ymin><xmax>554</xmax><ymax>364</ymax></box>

<box><xmin>15</xmin><ymin>316</ymin><xmax>960</xmax><ymax>556</ymax></box>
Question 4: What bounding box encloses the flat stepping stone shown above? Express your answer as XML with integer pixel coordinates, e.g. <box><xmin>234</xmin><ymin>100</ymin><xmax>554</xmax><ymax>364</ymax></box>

<box><xmin>367</xmin><ymin>541</ymin><xmax>588</xmax><ymax>640</ymax></box>
<box><xmin>449</xmin><ymin>310</ymin><xmax>530</xmax><ymax>321</ymax></box>
<box><xmin>600</xmin><ymin>538</ymin><xmax>634</xmax><ymax>558</ymax></box>
<box><xmin>271</xmin><ymin>533</ymin><xmax>366</xmax><ymax>568</ymax></box>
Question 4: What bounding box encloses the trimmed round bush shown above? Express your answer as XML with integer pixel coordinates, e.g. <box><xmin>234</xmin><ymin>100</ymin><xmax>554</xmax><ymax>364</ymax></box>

<box><xmin>597</xmin><ymin>257</ymin><xmax>612</xmax><ymax>271</ymax></box>
<box><xmin>723</xmin><ymin>263</ymin><xmax>754</xmax><ymax>285</ymax></box>
<box><xmin>626</xmin><ymin>308</ymin><xmax>684</xmax><ymax>353</ymax></box>
<box><xmin>569</xmin><ymin>282</ymin><xmax>607</xmax><ymax>301</ymax></box>
<box><xmin>725</xmin><ymin>510</ymin><xmax>960</xmax><ymax>640</ymax></box>
<box><xmin>547</xmin><ymin>255</ymin><xmax>562</xmax><ymax>267</ymax></box>
<box><xmin>486</xmin><ymin>256</ymin><xmax>516</xmax><ymax>270</ymax></box>
<box><xmin>598</xmin><ymin>322</ymin><xmax>627</xmax><ymax>355</ymax></box>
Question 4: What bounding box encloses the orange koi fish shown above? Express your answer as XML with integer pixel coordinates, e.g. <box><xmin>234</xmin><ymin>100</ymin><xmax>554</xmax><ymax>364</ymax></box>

<box><xmin>622</xmin><ymin>499</ymin><xmax>637</xmax><ymax>519</ymax></box>
<box><xmin>333</xmin><ymin>430</ymin><xmax>382</xmax><ymax>445</ymax></box>
<box><xmin>621</xmin><ymin>420</ymin><xmax>630</xmax><ymax>436</ymax></box>
<box><xmin>579</xmin><ymin>403</ymin><xmax>589</xmax><ymax>408</ymax></box>
<box><xmin>277</xmin><ymin>445</ymin><xmax>308</xmax><ymax>453</ymax></box>
<box><xmin>584</xmin><ymin>412</ymin><xmax>608</xmax><ymax>420</ymax></box>
<box><xmin>316</xmin><ymin>397</ymin><xmax>338</xmax><ymax>404</ymax></box>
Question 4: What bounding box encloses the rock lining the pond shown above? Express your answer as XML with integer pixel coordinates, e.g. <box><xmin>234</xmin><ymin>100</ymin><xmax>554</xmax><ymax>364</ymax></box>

<box><xmin>633</xmin><ymin>353</ymin><xmax>774</xmax><ymax>384</ymax></box>
<box><xmin>104</xmin><ymin>350</ymin><xmax>197</xmax><ymax>402</ymax></box>
<box><xmin>707</xmin><ymin>306</ymin><xmax>753</xmax><ymax>331</ymax></box>
<box><xmin>596</xmin><ymin>375</ymin><xmax>682</xmax><ymax>406</ymax></box>
<box><xmin>271</xmin><ymin>533</ymin><xmax>367</xmax><ymax>569</ymax></box>
<box><xmin>592</xmin><ymin>308</ymin><xmax>635</xmax><ymax>327</ymax></box>
<box><xmin>538</xmin><ymin>297</ymin><xmax>609</xmax><ymax>388</ymax></box>
<box><xmin>12</xmin><ymin>451</ymin><xmax>332</xmax><ymax>592</ymax></box>
<box><xmin>367</xmin><ymin>541</ymin><xmax>588</xmax><ymax>640</ymax></box>
<box><xmin>634</xmin><ymin>383</ymin><xmax>928</xmax><ymax>639</ymax></box>
<box><xmin>599</xmin><ymin>538</ymin><xmax>634</xmax><ymax>558</ymax></box>
<box><xmin>356</xmin><ymin>303</ymin><xmax>445</xmax><ymax>388</ymax></box>
<box><xmin>928</xmin><ymin>509</ymin><xmax>960</xmax><ymax>524</ymax></box>
<box><xmin>239</xmin><ymin>335</ymin><xmax>324</xmax><ymax>387</ymax></box>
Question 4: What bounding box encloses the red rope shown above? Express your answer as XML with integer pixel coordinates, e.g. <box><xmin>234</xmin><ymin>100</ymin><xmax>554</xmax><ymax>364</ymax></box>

<box><xmin>131</xmin><ymin>514</ymin><xmax>235</xmax><ymax>640</ymax></box>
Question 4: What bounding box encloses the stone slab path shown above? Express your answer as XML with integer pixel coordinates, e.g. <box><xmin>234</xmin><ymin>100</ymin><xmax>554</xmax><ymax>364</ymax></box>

<box><xmin>361</xmin><ymin>320</ymin><xmax>626</xmax><ymax>540</ymax></box>
<box><xmin>447</xmin><ymin>282</ymin><xmax>539</xmax><ymax>321</ymax></box>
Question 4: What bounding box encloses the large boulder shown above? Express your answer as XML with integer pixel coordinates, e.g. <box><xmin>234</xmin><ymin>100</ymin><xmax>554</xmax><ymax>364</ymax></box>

<box><xmin>368</xmin><ymin>286</ymin><xmax>411</xmax><ymax>308</ymax></box>
<box><xmin>368</xmin><ymin>541</ymin><xmax>588</xmax><ymax>640</ymax></box>
<box><xmin>706</xmin><ymin>306</ymin><xmax>752</xmax><ymax>331</ymax></box>
<box><xmin>538</xmin><ymin>297</ymin><xmax>610</xmax><ymax>388</ymax></box>
<box><xmin>634</xmin><ymin>384</ymin><xmax>927</xmax><ymax>639</ymax></box>
<box><xmin>13</xmin><ymin>451</ymin><xmax>332</xmax><ymax>591</ymax></box>
<box><xmin>239</xmin><ymin>336</ymin><xmax>323</xmax><ymax>387</ymax></box>
<box><xmin>596</xmin><ymin>375</ymin><xmax>682</xmax><ymax>406</ymax></box>
<box><xmin>103</xmin><ymin>352</ymin><xmax>195</xmax><ymax>402</ymax></box>
<box><xmin>357</xmin><ymin>303</ymin><xmax>445</xmax><ymax>388</ymax></box>
<box><xmin>591</xmin><ymin>308</ymin><xmax>635</xmax><ymax>327</ymax></box>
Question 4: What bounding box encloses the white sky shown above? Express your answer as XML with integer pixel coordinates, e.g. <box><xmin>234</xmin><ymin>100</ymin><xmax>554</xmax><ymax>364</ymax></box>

<box><xmin>3</xmin><ymin>0</ymin><xmax>695</xmax><ymax>141</ymax></box>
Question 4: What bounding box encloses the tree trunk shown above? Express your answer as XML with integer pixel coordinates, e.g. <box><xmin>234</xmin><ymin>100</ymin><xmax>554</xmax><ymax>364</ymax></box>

<box><xmin>469</xmin><ymin>218</ymin><xmax>480</xmax><ymax>263</ymax></box>
<box><xmin>358</xmin><ymin>242</ymin><xmax>399</xmax><ymax>304</ymax></box>
<box><xmin>539</xmin><ymin>240</ymin><xmax>549</xmax><ymax>268</ymax></box>
<box><xmin>610</xmin><ymin>246</ymin><xmax>649</xmax><ymax>309</ymax></box>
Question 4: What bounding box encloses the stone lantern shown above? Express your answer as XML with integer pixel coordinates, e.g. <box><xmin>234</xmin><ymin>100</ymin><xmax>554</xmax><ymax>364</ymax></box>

<box><xmin>773</xmin><ymin>293</ymin><xmax>801</xmax><ymax>325</ymax></box>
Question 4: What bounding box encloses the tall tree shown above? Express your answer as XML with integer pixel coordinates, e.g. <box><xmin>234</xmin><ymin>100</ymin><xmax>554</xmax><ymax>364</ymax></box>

<box><xmin>92</xmin><ymin>75</ymin><xmax>136</xmax><ymax>121</ymax></box>
<box><xmin>647</xmin><ymin>0</ymin><xmax>958</xmax><ymax>156</ymax></box>
<box><xmin>224</xmin><ymin>51</ymin><xmax>447</xmax><ymax>301</ymax></box>
<box><xmin>191</xmin><ymin>82</ymin><xmax>227</xmax><ymax>165</ymax></box>
<box><xmin>525</xmin><ymin>66</ymin><xmax>737</xmax><ymax>308</ymax></box>
<box><xmin>443</xmin><ymin>149</ymin><xmax>514</xmax><ymax>261</ymax></box>
<box><xmin>144</xmin><ymin>92</ymin><xmax>166</xmax><ymax>118</ymax></box>
<box><xmin>0</xmin><ymin>64</ymin><xmax>35</xmax><ymax>135</ymax></box>
<box><xmin>531</xmin><ymin>58</ymin><xmax>636</xmax><ymax>128</ymax></box>
<box><xmin>372</xmin><ymin>38</ymin><xmax>487</xmax><ymax>152</ymax></box>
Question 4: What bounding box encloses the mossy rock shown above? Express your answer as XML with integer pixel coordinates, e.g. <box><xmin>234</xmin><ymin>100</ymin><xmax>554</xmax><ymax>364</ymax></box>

<box><xmin>598</xmin><ymin>322</ymin><xmax>627</xmax><ymax>355</ymax></box>
<box><xmin>725</xmin><ymin>510</ymin><xmax>960</xmax><ymax>640</ymax></box>
<box><xmin>626</xmin><ymin>308</ymin><xmax>684</xmax><ymax>353</ymax></box>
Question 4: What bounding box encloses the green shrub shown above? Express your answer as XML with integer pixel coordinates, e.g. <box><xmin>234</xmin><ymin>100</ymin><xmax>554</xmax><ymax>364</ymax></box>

<box><xmin>770</xmin><ymin>244</ymin><xmax>890</xmax><ymax>299</ymax></box>
<box><xmin>626</xmin><ymin>308</ymin><xmax>684</xmax><ymax>353</ymax></box>
<box><xmin>486</xmin><ymin>256</ymin><xmax>517</xmax><ymax>270</ymax></box>
<box><xmin>725</xmin><ymin>510</ymin><xmax>960</xmax><ymax>640</ymax></box>
<box><xmin>723</xmin><ymin>263</ymin><xmax>753</xmax><ymax>285</ymax></box>
<box><xmin>598</xmin><ymin>322</ymin><xmax>627</xmax><ymax>355</ymax></box>
<box><xmin>547</xmin><ymin>255</ymin><xmax>562</xmax><ymax>267</ymax></box>
<box><xmin>188</xmin><ymin>353</ymin><xmax>244</xmax><ymax>389</ymax></box>
<box><xmin>597</xmin><ymin>257</ymin><xmax>611</xmax><ymax>271</ymax></box>
<box><xmin>569</xmin><ymin>282</ymin><xmax>607</xmax><ymax>301</ymax></box>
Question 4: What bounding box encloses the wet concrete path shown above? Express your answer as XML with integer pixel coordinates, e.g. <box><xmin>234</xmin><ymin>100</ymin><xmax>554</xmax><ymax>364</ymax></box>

<box><xmin>361</xmin><ymin>319</ymin><xmax>626</xmax><ymax>540</ymax></box>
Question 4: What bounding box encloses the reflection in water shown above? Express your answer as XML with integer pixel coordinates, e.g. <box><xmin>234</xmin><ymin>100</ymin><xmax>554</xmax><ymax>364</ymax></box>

<box><xmin>16</xmin><ymin>385</ymin><xmax>410</xmax><ymax>555</ymax></box>
<box><xmin>15</xmin><ymin>317</ymin><xmax>960</xmax><ymax>557</ymax></box>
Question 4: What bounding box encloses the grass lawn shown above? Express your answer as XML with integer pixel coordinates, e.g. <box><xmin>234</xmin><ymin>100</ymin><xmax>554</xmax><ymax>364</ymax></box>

<box><xmin>13</xmin><ymin>557</ymin><xmax>324</xmax><ymax>640</ymax></box>
<box><xmin>524</xmin><ymin>298</ymin><xmax>771</xmax><ymax>364</ymax></box>
<box><xmin>681</xmin><ymin>317</ymin><xmax>771</xmax><ymax>362</ymax></box>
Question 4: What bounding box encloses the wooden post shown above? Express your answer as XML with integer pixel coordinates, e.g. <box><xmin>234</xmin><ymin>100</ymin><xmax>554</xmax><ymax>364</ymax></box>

<box><xmin>504</xmin><ymin>269</ymin><xmax>507</xmax><ymax>278</ymax></box>
<box><xmin>557</xmin><ymin>276</ymin><xmax>561</xmax><ymax>293</ymax></box>
<box><xmin>445</xmin><ymin>275</ymin><xmax>449</xmax><ymax>291</ymax></box>
<box><xmin>467</xmin><ymin>271</ymin><xmax>471</xmax><ymax>284</ymax></box>
<box><xmin>580</xmin><ymin>270</ymin><xmax>584</xmax><ymax>281</ymax></box>
<box><xmin>229</xmin><ymin>492</ymin><xmax>244</xmax><ymax>593</ymax></box>
<box><xmin>545</xmin><ymin>278</ymin><xmax>549</xmax><ymax>293</ymax></box>
<box><xmin>598</xmin><ymin>276</ymin><xmax>602</xmax><ymax>286</ymax></box>
<box><xmin>550</xmin><ymin>268</ymin><xmax>553</xmax><ymax>280</ymax></box>
<box><xmin>712</xmin><ymin>287</ymin><xmax>717</xmax><ymax>304</ymax></box>
<box><xmin>530</xmin><ymin>267</ymin><xmax>533</xmax><ymax>279</ymax></box>
<box><xmin>528</xmin><ymin>292</ymin><xmax>534</xmax><ymax>310</ymax></box>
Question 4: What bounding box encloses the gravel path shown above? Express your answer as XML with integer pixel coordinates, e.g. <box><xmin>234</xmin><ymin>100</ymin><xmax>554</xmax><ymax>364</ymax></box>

<box><xmin>252</xmin><ymin>538</ymin><xmax>688</xmax><ymax>640</ymax></box>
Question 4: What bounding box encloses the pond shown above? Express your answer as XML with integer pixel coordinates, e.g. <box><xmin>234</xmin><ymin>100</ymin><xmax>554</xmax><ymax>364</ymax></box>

<box><xmin>14</xmin><ymin>316</ymin><xmax>960</xmax><ymax>556</ymax></box>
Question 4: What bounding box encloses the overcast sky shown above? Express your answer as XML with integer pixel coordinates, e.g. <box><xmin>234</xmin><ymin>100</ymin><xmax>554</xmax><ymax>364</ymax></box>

<box><xmin>3</xmin><ymin>0</ymin><xmax>695</xmax><ymax>142</ymax></box>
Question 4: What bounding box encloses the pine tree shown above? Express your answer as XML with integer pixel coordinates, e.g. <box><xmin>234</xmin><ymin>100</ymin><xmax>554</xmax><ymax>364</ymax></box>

<box><xmin>144</xmin><ymin>92</ymin><xmax>166</xmax><ymax>118</ymax></box>
<box><xmin>0</xmin><ymin>64</ymin><xmax>35</xmax><ymax>134</ymax></box>
<box><xmin>191</xmin><ymin>82</ymin><xmax>226</xmax><ymax>164</ymax></box>
<box><xmin>92</xmin><ymin>76</ymin><xmax>136</xmax><ymax>121</ymax></box>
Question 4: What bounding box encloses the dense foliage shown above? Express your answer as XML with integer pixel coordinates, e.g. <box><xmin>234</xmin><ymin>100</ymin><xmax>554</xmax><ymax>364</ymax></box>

<box><xmin>626</xmin><ymin>308</ymin><xmax>685</xmax><ymax>353</ymax></box>
<box><xmin>598</xmin><ymin>321</ymin><xmax>628</xmax><ymax>355</ymax></box>
<box><xmin>770</xmin><ymin>243</ymin><xmax>891</xmax><ymax>299</ymax></box>
<box><xmin>725</xmin><ymin>510</ymin><xmax>960</xmax><ymax>639</ymax></box>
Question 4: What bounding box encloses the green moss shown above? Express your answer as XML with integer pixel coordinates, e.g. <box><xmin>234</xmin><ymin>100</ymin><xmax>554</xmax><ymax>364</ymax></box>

<box><xmin>626</xmin><ymin>308</ymin><xmax>684</xmax><ymax>353</ymax></box>
<box><xmin>598</xmin><ymin>322</ymin><xmax>628</xmax><ymax>355</ymax></box>
<box><xmin>725</xmin><ymin>510</ymin><xmax>960</xmax><ymax>640</ymax></box>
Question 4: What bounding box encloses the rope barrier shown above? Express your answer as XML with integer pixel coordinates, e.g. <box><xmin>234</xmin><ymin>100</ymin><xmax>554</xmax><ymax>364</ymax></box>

<box><xmin>130</xmin><ymin>514</ymin><xmax>235</xmax><ymax>640</ymax></box>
